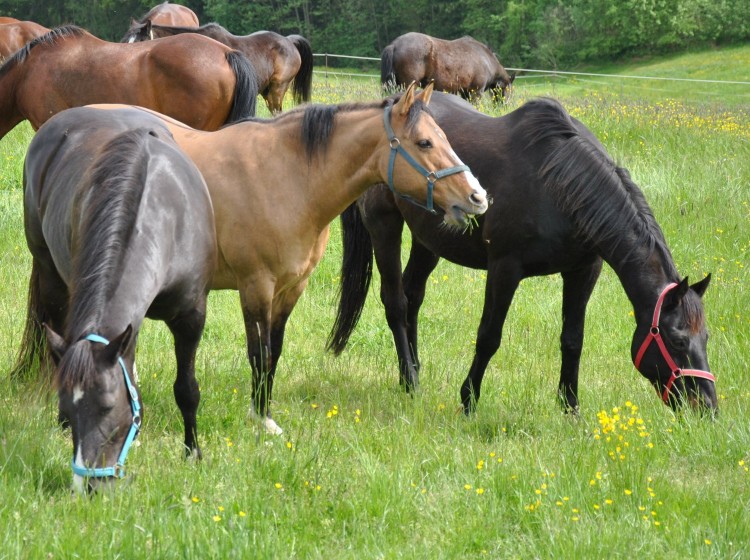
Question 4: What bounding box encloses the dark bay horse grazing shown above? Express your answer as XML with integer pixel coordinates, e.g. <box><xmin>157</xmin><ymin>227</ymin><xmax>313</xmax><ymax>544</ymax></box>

<box><xmin>381</xmin><ymin>32</ymin><xmax>515</xmax><ymax>101</ymax></box>
<box><xmin>0</xmin><ymin>20</ymin><xmax>49</xmax><ymax>59</ymax></box>
<box><xmin>16</xmin><ymin>106</ymin><xmax>217</xmax><ymax>492</ymax></box>
<box><xmin>328</xmin><ymin>92</ymin><xmax>717</xmax><ymax>414</ymax></box>
<box><xmin>93</xmin><ymin>82</ymin><xmax>488</xmax><ymax>434</ymax></box>
<box><xmin>135</xmin><ymin>1</ymin><xmax>199</xmax><ymax>27</ymax></box>
<box><xmin>122</xmin><ymin>21</ymin><xmax>313</xmax><ymax>114</ymax></box>
<box><xmin>0</xmin><ymin>25</ymin><xmax>258</xmax><ymax>140</ymax></box>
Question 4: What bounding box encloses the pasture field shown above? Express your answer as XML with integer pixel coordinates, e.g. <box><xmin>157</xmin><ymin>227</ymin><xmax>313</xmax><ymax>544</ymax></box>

<box><xmin>1</xmin><ymin>45</ymin><xmax>748</xmax><ymax>558</ymax></box>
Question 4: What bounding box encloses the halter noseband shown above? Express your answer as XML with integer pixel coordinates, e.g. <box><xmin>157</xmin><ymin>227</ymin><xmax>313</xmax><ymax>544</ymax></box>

<box><xmin>383</xmin><ymin>104</ymin><xmax>470</xmax><ymax>214</ymax></box>
<box><xmin>71</xmin><ymin>333</ymin><xmax>142</xmax><ymax>479</ymax></box>
<box><xmin>633</xmin><ymin>283</ymin><xmax>715</xmax><ymax>403</ymax></box>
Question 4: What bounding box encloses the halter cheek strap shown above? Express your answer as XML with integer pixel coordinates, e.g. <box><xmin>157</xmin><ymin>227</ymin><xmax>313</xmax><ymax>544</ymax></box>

<box><xmin>383</xmin><ymin>105</ymin><xmax>470</xmax><ymax>214</ymax></box>
<box><xmin>70</xmin><ymin>333</ymin><xmax>142</xmax><ymax>479</ymax></box>
<box><xmin>633</xmin><ymin>283</ymin><xmax>716</xmax><ymax>403</ymax></box>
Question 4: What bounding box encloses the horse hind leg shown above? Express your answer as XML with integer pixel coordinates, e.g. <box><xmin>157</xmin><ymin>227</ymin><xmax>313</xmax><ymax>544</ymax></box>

<box><xmin>167</xmin><ymin>301</ymin><xmax>208</xmax><ymax>459</ymax></box>
<box><xmin>557</xmin><ymin>260</ymin><xmax>602</xmax><ymax>412</ymax></box>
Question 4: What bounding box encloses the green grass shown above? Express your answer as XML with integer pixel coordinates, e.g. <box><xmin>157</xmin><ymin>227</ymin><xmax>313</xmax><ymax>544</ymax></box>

<box><xmin>1</xmin><ymin>44</ymin><xmax>749</xmax><ymax>558</ymax></box>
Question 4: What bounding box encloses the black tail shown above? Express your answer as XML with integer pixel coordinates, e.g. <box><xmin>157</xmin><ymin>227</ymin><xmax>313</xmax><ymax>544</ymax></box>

<box><xmin>380</xmin><ymin>45</ymin><xmax>396</xmax><ymax>90</ymax></box>
<box><xmin>288</xmin><ymin>34</ymin><xmax>313</xmax><ymax>104</ymax></box>
<box><xmin>10</xmin><ymin>260</ymin><xmax>51</xmax><ymax>381</ymax></box>
<box><xmin>224</xmin><ymin>50</ymin><xmax>259</xmax><ymax>124</ymax></box>
<box><xmin>326</xmin><ymin>203</ymin><xmax>374</xmax><ymax>355</ymax></box>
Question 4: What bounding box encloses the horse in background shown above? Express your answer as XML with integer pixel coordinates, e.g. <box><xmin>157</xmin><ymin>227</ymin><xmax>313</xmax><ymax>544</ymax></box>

<box><xmin>0</xmin><ymin>20</ymin><xmax>48</xmax><ymax>59</ymax></box>
<box><xmin>122</xmin><ymin>20</ymin><xmax>313</xmax><ymax>113</ymax></box>
<box><xmin>134</xmin><ymin>1</ymin><xmax>198</xmax><ymax>27</ymax></box>
<box><xmin>328</xmin><ymin>92</ymin><xmax>717</xmax><ymax>415</ymax></box>
<box><xmin>16</xmin><ymin>106</ymin><xmax>217</xmax><ymax>492</ymax></box>
<box><xmin>0</xmin><ymin>25</ymin><xmax>258</xmax><ymax>140</ymax></box>
<box><xmin>381</xmin><ymin>32</ymin><xmax>515</xmax><ymax>101</ymax></box>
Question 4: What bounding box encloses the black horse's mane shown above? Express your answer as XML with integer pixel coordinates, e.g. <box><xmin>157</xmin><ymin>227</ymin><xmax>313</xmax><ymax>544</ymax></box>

<box><xmin>0</xmin><ymin>25</ymin><xmax>84</xmax><ymax>79</ymax></box>
<box><xmin>525</xmin><ymin>97</ymin><xmax>676</xmax><ymax>271</ymax></box>
<box><xmin>58</xmin><ymin>129</ymin><xmax>151</xmax><ymax>391</ymax></box>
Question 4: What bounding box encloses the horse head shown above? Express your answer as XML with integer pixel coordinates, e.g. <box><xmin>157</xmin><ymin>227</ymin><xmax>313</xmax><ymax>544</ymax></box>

<box><xmin>122</xmin><ymin>19</ymin><xmax>151</xmax><ymax>43</ymax></box>
<box><xmin>631</xmin><ymin>275</ymin><xmax>717</xmax><ymax>413</ymax></box>
<box><xmin>47</xmin><ymin>325</ymin><xmax>142</xmax><ymax>493</ymax></box>
<box><xmin>384</xmin><ymin>82</ymin><xmax>489</xmax><ymax>227</ymax></box>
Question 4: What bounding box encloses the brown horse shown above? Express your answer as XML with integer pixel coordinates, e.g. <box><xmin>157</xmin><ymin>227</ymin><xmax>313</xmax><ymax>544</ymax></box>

<box><xmin>122</xmin><ymin>21</ymin><xmax>313</xmax><ymax>114</ymax></box>
<box><xmin>0</xmin><ymin>17</ymin><xmax>19</xmax><ymax>24</ymax></box>
<box><xmin>0</xmin><ymin>20</ymin><xmax>49</xmax><ymax>59</ymax></box>
<box><xmin>92</xmin><ymin>82</ymin><xmax>489</xmax><ymax>434</ymax></box>
<box><xmin>0</xmin><ymin>25</ymin><xmax>258</xmax><ymax>140</ymax></box>
<box><xmin>135</xmin><ymin>1</ymin><xmax>199</xmax><ymax>27</ymax></box>
<box><xmin>381</xmin><ymin>32</ymin><xmax>515</xmax><ymax>101</ymax></box>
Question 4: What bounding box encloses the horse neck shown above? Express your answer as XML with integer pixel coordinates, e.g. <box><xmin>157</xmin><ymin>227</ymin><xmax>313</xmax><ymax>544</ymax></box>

<box><xmin>0</xmin><ymin>62</ymin><xmax>24</xmax><ymax>138</ymax></box>
<box><xmin>300</xmin><ymin>108</ymin><xmax>387</xmax><ymax>227</ymax></box>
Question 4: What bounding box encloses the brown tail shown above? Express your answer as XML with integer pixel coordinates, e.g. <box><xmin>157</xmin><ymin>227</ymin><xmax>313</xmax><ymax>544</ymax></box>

<box><xmin>10</xmin><ymin>260</ymin><xmax>52</xmax><ymax>382</ymax></box>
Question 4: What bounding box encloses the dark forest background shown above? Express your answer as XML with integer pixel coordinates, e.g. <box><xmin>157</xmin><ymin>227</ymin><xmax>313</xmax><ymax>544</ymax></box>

<box><xmin>0</xmin><ymin>0</ymin><xmax>748</xmax><ymax>67</ymax></box>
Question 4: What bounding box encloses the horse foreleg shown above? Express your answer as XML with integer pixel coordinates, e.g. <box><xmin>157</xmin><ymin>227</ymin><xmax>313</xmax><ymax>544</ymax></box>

<box><xmin>558</xmin><ymin>261</ymin><xmax>603</xmax><ymax>412</ymax></box>
<box><xmin>241</xmin><ymin>288</ymin><xmax>283</xmax><ymax>435</ymax></box>
<box><xmin>460</xmin><ymin>260</ymin><xmax>522</xmax><ymax>414</ymax></box>
<box><xmin>401</xmin><ymin>241</ymin><xmax>441</xmax><ymax>389</ymax></box>
<box><xmin>167</xmin><ymin>302</ymin><xmax>207</xmax><ymax>459</ymax></box>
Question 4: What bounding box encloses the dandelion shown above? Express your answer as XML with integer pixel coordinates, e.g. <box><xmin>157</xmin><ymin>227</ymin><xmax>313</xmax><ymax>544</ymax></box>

<box><xmin>191</xmin><ymin>496</ymin><xmax>200</xmax><ymax>503</ymax></box>
<box><xmin>464</xmin><ymin>484</ymin><xmax>472</xmax><ymax>491</ymax></box>
<box><xmin>218</xmin><ymin>506</ymin><xmax>224</xmax><ymax>512</ymax></box>
<box><xmin>704</xmin><ymin>539</ymin><xmax>712</xmax><ymax>545</ymax></box>
<box><xmin>239</xmin><ymin>511</ymin><xmax>246</xmax><ymax>517</ymax></box>
<box><xmin>476</xmin><ymin>460</ymin><xmax>485</xmax><ymax>470</ymax></box>
<box><xmin>212</xmin><ymin>515</ymin><xmax>221</xmax><ymax>522</ymax></box>
<box><xmin>275</xmin><ymin>482</ymin><xmax>283</xmax><ymax>490</ymax></box>
<box><xmin>476</xmin><ymin>488</ymin><xmax>485</xmax><ymax>495</ymax></box>
<box><xmin>624</xmin><ymin>489</ymin><xmax>632</xmax><ymax>495</ymax></box>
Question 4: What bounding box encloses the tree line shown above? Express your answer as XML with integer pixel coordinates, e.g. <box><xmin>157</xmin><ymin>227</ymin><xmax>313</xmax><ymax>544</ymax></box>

<box><xmin>0</xmin><ymin>0</ymin><xmax>747</xmax><ymax>68</ymax></box>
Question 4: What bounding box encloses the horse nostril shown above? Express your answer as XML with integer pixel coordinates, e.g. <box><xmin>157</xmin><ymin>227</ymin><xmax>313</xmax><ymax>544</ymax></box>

<box><xmin>470</xmin><ymin>191</ymin><xmax>487</xmax><ymax>207</ymax></box>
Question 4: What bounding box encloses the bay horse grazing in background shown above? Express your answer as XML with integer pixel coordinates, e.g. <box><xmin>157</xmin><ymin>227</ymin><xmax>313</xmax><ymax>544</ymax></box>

<box><xmin>0</xmin><ymin>20</ymin><xmax>49</xmax><ymax>59</ymax></box>
<box><xmin>15</xmin><ymin>106</ymin><xmax>217</xmax><ymax>492</ymax></box>
<box><xmin>328</xmin><ymin>92</ymin><xmax>717</xmax><ymax>415</ymax></box>
<box><xmin>135</xmin><ymin>1</ymin><xmax>199</xmax><ymax>27</ymax></box>
<box><xmin>381</xmin><ymin>32</ymin><xmax>515</xmax><ymax>101</ymax></box>
<box><xmin>122</xmin><ymin>21</ymin><xmax>313</xmax><ymax>113</ymax></box>
<box><xmin>0</xmin><ymin>25</ymin><xmax>258</xmax><ymax>140</ymax></box>
<box><xmin>93</xmin><ymin>82</ymin><xmax>488</xmax><ymax>435</ymax></box>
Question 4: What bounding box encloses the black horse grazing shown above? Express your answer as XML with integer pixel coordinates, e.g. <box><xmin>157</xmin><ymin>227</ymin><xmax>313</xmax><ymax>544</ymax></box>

<box><xmin>381</xmin><ymin>32</ymin><xmax>515</xmax><ymax>101</ymax></box>
<box><xmin>15</xmin><ymin>106</ymin><xmax>217</xmax><ymax>491</ymax></box>
<box><xmin>328</xmin><ymin>92</ymin><xmax>717</xmax><ymax>414</ymax></box>
<box><xmin>122</xmin><ymin>21</ymin><xmax>313</xmax><ymax>114</ymax></box>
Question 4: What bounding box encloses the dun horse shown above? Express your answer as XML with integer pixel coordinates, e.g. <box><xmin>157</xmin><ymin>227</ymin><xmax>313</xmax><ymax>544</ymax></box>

<box><xmin>0</xmin><ymin>20</ymin><xmax>49</xmax><ymax>60</ymax></box>
<box><xmin>122</xmin><ymin>21</ymin><xmax>313</xmax><ymax>114</ymax></box>
<box><xmin>328</xmin><ymin>92</ymin><xmax>717</xmax><ymax>414</ymax></box>
<box><xmin>16</xmin><ymin>106</ymin><xmax>217</xmax><ymax>492</ymax></box>
<box><xmin>134</xmin><ymin>1</ymin><xmax>199</xmax><ymax>27</ymax></box>
<box><xmin>0</xmin><ymin>25</ymin><xmax>258</xmax><ymax>140</ymax></box>
<box><xmin>381</xmin><ymin>32</ymin><xmax>515</xmax><ymax>101</ymax></box>
<box><xmin>93</xmin><ymin>82</ymin><xmax>489</xmax><ymax>434</ymax></box>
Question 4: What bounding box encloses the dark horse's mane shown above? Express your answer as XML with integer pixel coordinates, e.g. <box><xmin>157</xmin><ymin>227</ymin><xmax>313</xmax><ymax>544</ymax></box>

<box><xmin>524</xmin><ymin>98</ymin><xmax>676</xmax><ymax>272</ymax></box>
<box><xmin>57</xmin><ymin>128</ymin><xmax>152</xmax><ymax>391</ymax></box>
<box><xmin>0</xmin><ymin>25</ymin><xmax>84</xmax><ymax>79</ymax></box>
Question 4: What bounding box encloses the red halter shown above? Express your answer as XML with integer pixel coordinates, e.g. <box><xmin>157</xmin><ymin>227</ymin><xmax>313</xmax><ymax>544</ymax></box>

<box><xmin>633</xmin><ymin>282</ymin><xmax>716</xmax><ymax>403</ymax></box>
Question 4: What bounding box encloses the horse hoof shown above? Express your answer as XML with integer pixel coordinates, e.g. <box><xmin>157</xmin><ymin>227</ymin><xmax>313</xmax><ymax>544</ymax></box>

<box><xmin>249</xmin><ymin>408</ymin><xmax>284</xmax><ymax>435</ymax></box>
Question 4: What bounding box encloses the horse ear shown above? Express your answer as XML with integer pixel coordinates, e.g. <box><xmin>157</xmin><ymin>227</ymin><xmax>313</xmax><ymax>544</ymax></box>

<box><xmin>395</xmin><ymin>81</ymin><xmax>417</xmax><ymax>116</ymax></box>
<box><xmin>100</xmin><ymin>325</ymin><xmax>134</xmax><ymax>366</ymax></box>
<box><xmin>44</xmin><ymin>323</ymin><xmax>67</xmax><ymax>362</ymax></box>
<box><xmin>690</xmin><ymin>273</ymin><xmax>711</xmax><ymax>298</ymax></box>
<box><xmin>419</xmin><ymin>82</ymin><xmax>434</xmax><ymax>106</ymax></box>
<box><xmin>664</xmin><ymin>278</ymin><xmax>690</xmax><ymax>309</ymax></box>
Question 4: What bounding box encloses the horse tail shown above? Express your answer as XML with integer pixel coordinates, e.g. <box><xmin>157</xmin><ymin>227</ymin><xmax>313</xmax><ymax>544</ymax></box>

<box><xmin>380</xmin><ymin>45</ymin><xmax>396</xmax><ymax>90</ymax></box>
<box><xmin>10</xmin><ymin>260</ymin><xmax>50</xmax><ymax>381</ymax></box>
<box><xmin>326</xmin><ymin>202</ymin><xmax>373</xmax><ymax>356</ymax></box>
<box><xmin>288</xmin><ymin>34</ymin><xmax>313</xmax><ymax>104</ymax></box>
<box><xmin>224</xmin><ymin>50</ymin><xmax>259</xmax><ymax>124</ymax></box>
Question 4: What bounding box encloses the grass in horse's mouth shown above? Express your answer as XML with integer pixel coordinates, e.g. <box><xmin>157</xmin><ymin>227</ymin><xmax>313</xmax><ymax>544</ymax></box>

<box><xmin>462</xmin><ymin>214</ymin><xmax>479</xmax><ymax>234</ymax></box>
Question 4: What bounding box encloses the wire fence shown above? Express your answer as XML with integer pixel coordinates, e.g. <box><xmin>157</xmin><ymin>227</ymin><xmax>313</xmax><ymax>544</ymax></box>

<box><xmin>311</xmin><ymin>53</ymin><xmax>750</xmax><ymax>100</ymax></box>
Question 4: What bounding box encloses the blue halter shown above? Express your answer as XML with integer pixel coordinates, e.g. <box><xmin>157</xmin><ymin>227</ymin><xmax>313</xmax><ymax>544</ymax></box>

<box><xmin>383</xmin><ymin>104</ymin><xmax>470</xmax><ymax>214</ymax></box>
<box><xmin>71</xmin><ymin>334</ymin><xmax>141</xmax><ymax>479</ymax></box>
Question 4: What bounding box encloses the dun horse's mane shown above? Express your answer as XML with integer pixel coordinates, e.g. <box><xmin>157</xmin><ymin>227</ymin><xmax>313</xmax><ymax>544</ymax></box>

<box><xmin>0</xmin><ymin>25</ymin><xmax>84</xmax><ymax>78</ymax></box>
<box><xmin>526</xmin><ymin>97</ymin><xmax>676</xmax><ymax>271</ymax></box>
<box><xmin>57</xmin><ymin>129</ymin><xmax>152</xmax><ymax>391</ymax></box>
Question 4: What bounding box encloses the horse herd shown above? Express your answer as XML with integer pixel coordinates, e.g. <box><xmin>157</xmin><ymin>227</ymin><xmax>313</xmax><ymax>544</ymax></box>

<box><xmin>1</xmin><ymin>2</ymin><xmax>717</xmax><ymax>492</ymax></box>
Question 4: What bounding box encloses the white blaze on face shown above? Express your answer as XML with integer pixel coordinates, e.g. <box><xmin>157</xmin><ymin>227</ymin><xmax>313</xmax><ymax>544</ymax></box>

<box><xmin>72</xmin><ymin>385</ymin><xmax>85</xmax><ymax>405</ymax></box>
<box><xmin>72</xmin><ymin>447</ymin><xmax>86</xmax><ymax>493</ymax></box>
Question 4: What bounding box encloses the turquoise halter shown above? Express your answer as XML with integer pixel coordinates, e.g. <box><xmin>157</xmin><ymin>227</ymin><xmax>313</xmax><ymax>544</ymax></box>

<box><xmin>71</xmin><ymin>333</ymin><xmax>142</xmax><ymax>479</ymax></box>
<box><xmin>383</xmin><ymin>104</ymin><xmax>470</xmax><ymax>214</ymax></box>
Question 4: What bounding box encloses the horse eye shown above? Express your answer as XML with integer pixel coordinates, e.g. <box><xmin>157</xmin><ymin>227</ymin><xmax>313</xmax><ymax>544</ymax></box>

<box><xmin>417</xmin><ymin>139</ymin><xmax>432</xmax><ymax>149</ymax></box>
